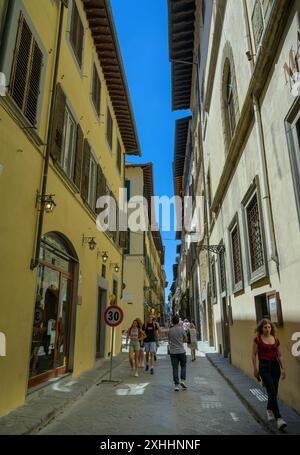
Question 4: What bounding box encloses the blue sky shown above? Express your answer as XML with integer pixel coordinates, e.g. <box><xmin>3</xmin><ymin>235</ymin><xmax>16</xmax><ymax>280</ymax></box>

<box><xmin>110</xmin><ymin>0</ymin><xmax>190</xmax><ymax>298</ymax></box>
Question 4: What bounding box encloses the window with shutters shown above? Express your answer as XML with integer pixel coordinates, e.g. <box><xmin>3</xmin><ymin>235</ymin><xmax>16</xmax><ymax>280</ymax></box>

<box><xmin>9</xmin><ymin>14</ymin><xmax>43</xmax><ymax>126</ymax></box>
<box><xmin>106</xmin><ymin>106</ymin><xmax>113</xmax><ymax>150</ymax></box>
<box><xmin>70</xmin><ymin>0</ymin><xmax>84</xmax><ymax>68</ymax></box>
<box><xmin>229</xmin><ymin>216</ymin><xmax>243</xmax><ymax>293</ymax></box>
<box><xmin>242</xmin><ymin>183</ymin><xmax>267</xmax><ymax>283</ymax></box>
<box><xmin>60</xmin><ymin>107</ymin><xmax>76</xmax><ymax>180</ymax></box>
<box><xmin>88</xmin><ymin>154</ymin><xmax>97</xmax><ymax>211</ymax></box>
<box><xmin>92</xmin><ymin>63</ymin><xmax>101</xmax><ymax>116</ymax></box>
<box><xmin>116</xmin><ymin>140</ymin><xmax>122</xmax><ymax>173</ymax></box>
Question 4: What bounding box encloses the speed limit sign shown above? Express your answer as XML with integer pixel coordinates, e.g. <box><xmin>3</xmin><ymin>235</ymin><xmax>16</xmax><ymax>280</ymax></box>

<box><xmin>104</xmin><ymin>305</ymin><xmax>124</xmax><ymax>327</ymax></box>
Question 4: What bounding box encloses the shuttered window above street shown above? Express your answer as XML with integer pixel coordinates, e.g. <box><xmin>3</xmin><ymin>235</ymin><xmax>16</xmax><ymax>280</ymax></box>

<box><xmin>116</xmin><ymin>139</ymin><xmax>122</xmax><ymax>173</ymax></box>
<box><xmin>9</xmin><ymin>14</ymin><xmax>43</xmax><ymax>126</ymax></box>
<box><xmin>106</xmin><ymin>106</ymin><xmax>113</xmax><ymax>150</ymax></box>
<box><xmin>88</xmin><ymin>154</ymin><xmax>97</xmax><ymax>211</ymax></box>
<box><xmin>92</xmin><ymin>63</ymin><xmax>101</xmax><ymax>116</ymax></box>
<box><xmin>70</xmin><ymin>1</ymin><xmax>84</xmax><ymax>68</ymax></box>
<box><xmin>60</xmin><ymin>107</ymin><xmax>77</xmax><ymax>180</ymax></box>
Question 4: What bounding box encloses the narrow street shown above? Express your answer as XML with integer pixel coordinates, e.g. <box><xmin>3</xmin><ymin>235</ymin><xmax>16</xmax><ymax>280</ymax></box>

<box><xmin>38</xmin><ymin>343</ymin><xmax>267</xmax><ymax>435</ymax></box>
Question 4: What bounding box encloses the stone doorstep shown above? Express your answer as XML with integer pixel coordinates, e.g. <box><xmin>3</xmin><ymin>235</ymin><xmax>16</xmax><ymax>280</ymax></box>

<box><xmin>0</xmin><ymin>353</ymin><xmax>127</xmax><ymax>435</ymax></box>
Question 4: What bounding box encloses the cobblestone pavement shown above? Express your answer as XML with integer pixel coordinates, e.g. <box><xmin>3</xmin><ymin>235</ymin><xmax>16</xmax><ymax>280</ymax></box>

<box><xmin>38</xmin><ymin>342</ymin><xmax>268</xmax><ymax>435</ymax></box>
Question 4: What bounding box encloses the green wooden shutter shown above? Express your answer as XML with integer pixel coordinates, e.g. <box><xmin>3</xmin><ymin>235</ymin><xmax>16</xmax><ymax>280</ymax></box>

<box><xmin>49</xmin><ymin>83</ymin><xmax>66</xmax><ymax>162</ymax></box>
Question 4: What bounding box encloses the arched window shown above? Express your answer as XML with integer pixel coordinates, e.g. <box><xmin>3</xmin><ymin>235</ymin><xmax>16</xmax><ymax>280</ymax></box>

<box><xmin>226</xmin><ymin>68</ymin><xmax>236</xmax><ymax>141</ymax></box>
<box><xmin>221</xmin><ymin>42</ymin><xmax>240</xmax><ymax>153</ymax></box>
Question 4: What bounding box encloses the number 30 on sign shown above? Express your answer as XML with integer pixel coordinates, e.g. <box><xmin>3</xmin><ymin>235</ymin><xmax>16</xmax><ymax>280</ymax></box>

<box><xmin>104</xmin><ymin>306</ymin><xmax>124</xmax><ymax>327</ymax></box>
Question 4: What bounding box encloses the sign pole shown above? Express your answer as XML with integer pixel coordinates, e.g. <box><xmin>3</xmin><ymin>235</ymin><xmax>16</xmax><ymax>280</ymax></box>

<box><xmin>97</xmin><ymin>304</ymin><xmax>124</xmax><ymax>385</ymax></box>
<box><xmin>109</xmin><ymin>326</ymin><xmax>115</xmax><ymax>381</ymax></box>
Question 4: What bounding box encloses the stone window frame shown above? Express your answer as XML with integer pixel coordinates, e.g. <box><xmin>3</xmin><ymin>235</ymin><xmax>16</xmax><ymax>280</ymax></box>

<box><xmin>285</xmin><ymin>97</ymin><xmax>300</xmax><ymax>228</ymax></box>
<box><xmin>241</xmin><ymin>176</ymin><xmax>268</xmax><ymax>285</ymax></box>
<box><xmin>228</xmin><ymin>213</ymin><xmax>244</xmax><ymax>294</ymax></box>
<box><xmin>220</xmin><ymin>41</ymin><xmax>240</xmax><ymax>154</ymax></box>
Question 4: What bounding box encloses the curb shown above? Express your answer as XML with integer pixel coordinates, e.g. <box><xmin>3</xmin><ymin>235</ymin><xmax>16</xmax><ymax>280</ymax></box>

<box><xmin>206</xmin><ymin>354</ymin><xmax>275</xmax><ymax>435</ymax></box>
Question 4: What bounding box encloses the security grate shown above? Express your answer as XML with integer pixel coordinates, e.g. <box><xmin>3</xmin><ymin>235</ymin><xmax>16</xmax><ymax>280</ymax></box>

<box><xmin>246</xmin><ymin>193</ymin><xmax>264</xmax><ymax>272</ymax></box>
<box><xmin>231</xmin><ymin>225</ymin><xmax>242</xmax><ymax>285</ymax></box>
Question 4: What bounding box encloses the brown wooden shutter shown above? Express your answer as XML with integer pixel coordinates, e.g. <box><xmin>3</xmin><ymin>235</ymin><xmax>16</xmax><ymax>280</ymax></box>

<box><xmin>25</xmin><ymin>41</ymin><xmax>43</xmax><ymax>125</ymax></box>
<box><xmin>70</xmin><ymin>2</ymin><xmax>83</xmax><ymax>67</ymax></box>
<box><xmin>81</xmin><ymin>139</ymin><xmax>90</xmax><ymax>202</ymax></box>
<box><xmin>10</xmin><ymin>16</ymin><xmax>32</xmax><ymax>113</ymax></box>
<box><xmin>96</xmin><ymin>164</ymin><xmax>106</xmax><ymax>213</ymax></box>
<box><xmin>49</xmin><ymin>83</ymin><xmax>66</xmax><ymax>162</ymax></box>
<box><xmin>110</xmin><ymin>191</ymin><xmax>117</xmax><ymax>242</ymax></box>
<box><xmin>73</xmin><ymin>124</ymin><xmax>84</xmax><ymax>190</ymax></box>
<box><xmin>119</xmin><ymin>231</ymin><xmax>127</xmax><ymax>248</ymax></box>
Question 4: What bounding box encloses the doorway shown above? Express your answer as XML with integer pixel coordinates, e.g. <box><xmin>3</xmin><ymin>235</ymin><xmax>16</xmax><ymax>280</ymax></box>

<box><xmin>28</xmin><ymin>234</ymin><xmax>76</xmax><ymax>387</ymax></box>
<box><xmin>221</xmin><ymin>297</ymin><xmax>231</xmax><ymax>358</ymax></box>
<box><xmin>96</xmin><ymin>288</ymin><xmax>106</xmax><ymax>358</ymax></box>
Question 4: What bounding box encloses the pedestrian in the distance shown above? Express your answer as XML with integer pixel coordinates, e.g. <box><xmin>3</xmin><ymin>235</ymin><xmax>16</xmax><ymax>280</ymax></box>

<box><xmin>168</xmin><ymin>314</ymin><xmax>188</xmax><ymax>391</ymax></box>
<box><xmin>187</xmin><ymin>322</ymin><xmax>197</xmax><ymax>361</ymax></box>
<box><xmin>252</xmin><ymin>318</ymin><xmax>287</xmax><ymax>430</ymax></box>
<box><xmin>126</xmin><ymin>319</ymin><xmax>144</xmax><ymax>377</ymax></box>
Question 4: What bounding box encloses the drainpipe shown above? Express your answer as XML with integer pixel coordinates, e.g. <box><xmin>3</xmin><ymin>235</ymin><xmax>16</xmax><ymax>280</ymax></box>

<box><xmin>252</xmin><ymin>95</ymin><xmax>279</xmax><ymax>268</ymax></box>
<box><xmin>30</xmin><ymin>1</ymin><xmax>65</xmax><ymax>269</ymax></box>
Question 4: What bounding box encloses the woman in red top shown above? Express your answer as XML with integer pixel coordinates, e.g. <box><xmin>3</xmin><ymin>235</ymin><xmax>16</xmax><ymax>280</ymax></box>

<box><xmin>252</xmin><ymin>319</ymin><xmax>287</xmax><ymax>430</ymax></box>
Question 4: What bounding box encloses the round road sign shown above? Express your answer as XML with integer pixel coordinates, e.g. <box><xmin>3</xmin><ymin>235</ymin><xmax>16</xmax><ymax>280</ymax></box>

<box><xmin>104</xmin><ymin>305</ymin><xmax>124</xmax><ymax>327</ymax></box>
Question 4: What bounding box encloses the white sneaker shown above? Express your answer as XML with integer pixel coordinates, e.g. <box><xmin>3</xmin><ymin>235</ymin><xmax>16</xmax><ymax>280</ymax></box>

<box><xmin>277</xmin><ymin>418</ymin><xmax>287</xmax><ymax>431</ymax></box>
<box><xmin>180</xmin><ymin>381</ymin><xmax>188</xmax><ymax>389</ymax></box>
<box><xmin>174</xmin><ymin>385</ymin><xmax>180</xmax><ymax>391</ymax></box>
<box><xmin>266</xmin><ymin>410</ymin><xmax>275</xmax><ymax>422</ymax></box>
<box><xmin>134</xmin><ymin>370</ymin><xmax>139</xmax><ymax>377</ymax></box>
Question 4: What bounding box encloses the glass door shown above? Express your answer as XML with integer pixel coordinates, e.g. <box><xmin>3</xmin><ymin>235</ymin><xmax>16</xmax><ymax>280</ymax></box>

<box><xmin>55</xmin><ymin>275</ymin><xmax>72</xmax><ymax>372</ymax></box>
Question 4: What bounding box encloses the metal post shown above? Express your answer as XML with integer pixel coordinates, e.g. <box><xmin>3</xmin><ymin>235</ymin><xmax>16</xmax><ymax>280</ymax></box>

<box><xmin>109</xmin><ymin>326</ymin><xmax>114</xmax><ymax>381</ymax></box>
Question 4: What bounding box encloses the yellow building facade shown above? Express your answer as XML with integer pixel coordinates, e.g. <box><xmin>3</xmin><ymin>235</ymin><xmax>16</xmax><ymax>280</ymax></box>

<box><xmin>122</xmin><ymin>164</ymin><xmax>166</xmax><ymax>331</ymax></box>
<box><xmin>0</xmin><ymin>0</ymin><xmax>140</xmax><ymax>416</ymax></box>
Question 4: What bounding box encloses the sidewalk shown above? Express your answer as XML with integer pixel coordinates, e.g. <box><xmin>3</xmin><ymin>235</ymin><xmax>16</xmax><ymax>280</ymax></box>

<box><xmin>0</xmin><ymin>353</ymin><xmax>127</xmax><ymax>435</ymax></box>
<box><xmin>206</xmin><ymin>350</ymin><xmax>300</xmax><ymax>435</ymax></box>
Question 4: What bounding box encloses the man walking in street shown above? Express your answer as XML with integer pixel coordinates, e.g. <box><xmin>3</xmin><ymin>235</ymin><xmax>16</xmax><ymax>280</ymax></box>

<box><xmin>168</xmin><ymin>314</ymin><xmax>188</xmax><ymax>391</ymax></box>
<box><xmin>143</xmin><ymin>314</ymin><xmax>159</xmax><ymax>374</ymax></box>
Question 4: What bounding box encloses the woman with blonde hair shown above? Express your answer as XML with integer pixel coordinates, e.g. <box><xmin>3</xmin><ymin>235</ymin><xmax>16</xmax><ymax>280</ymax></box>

<box><xmin>126</xmin><ymin>319</ymin><xmax>144</xmax><ymax>377</ymax></box>
<box><xmin>252</xmin><ymin>318</ymin><xmax>287</xmax><ymax>430</ymax></box>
